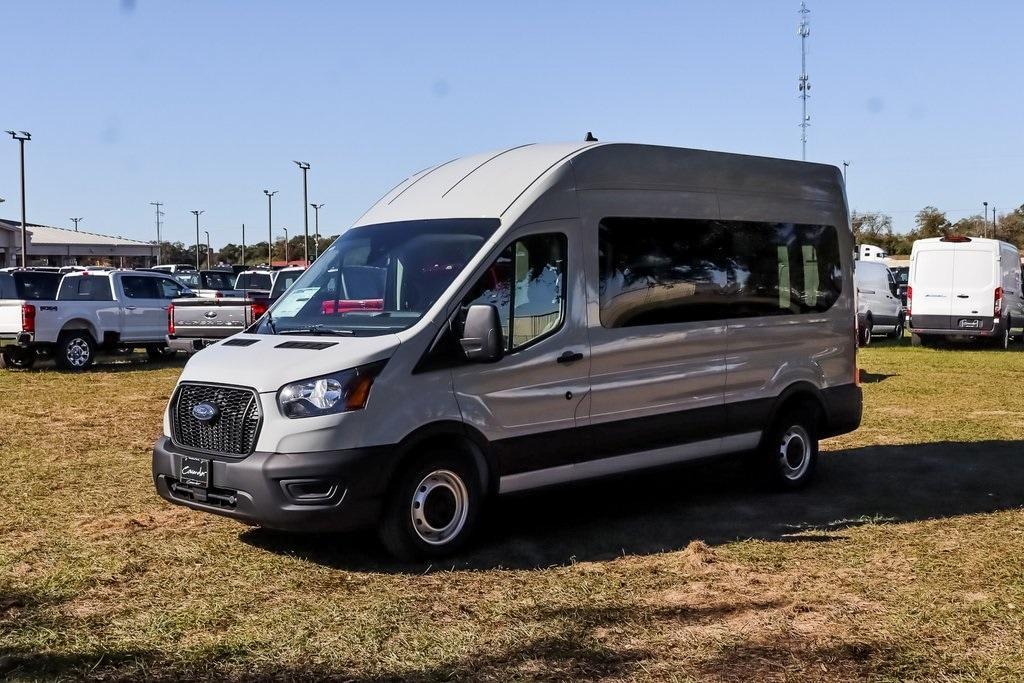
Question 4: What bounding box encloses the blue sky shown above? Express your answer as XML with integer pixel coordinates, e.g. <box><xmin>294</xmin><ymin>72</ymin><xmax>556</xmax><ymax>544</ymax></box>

<box><xmin>2</xmin><ymin>0</ymin><xmax>1022</xmax><ymax>246</ymax></box>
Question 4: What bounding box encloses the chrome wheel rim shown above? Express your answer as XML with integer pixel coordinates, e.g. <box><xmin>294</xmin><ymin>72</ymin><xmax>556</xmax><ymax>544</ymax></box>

<box><xmin>778</xmin><ymin>425</ymin><xmax>811</xmax><ymax>480</ymax></box>
<box><xmin>65</xmin><ymin>338</ymin><xmax>90</xmax><ymax>367</ymax></box>
<box><xmin>410</xmin><ymin>469</ymin><xmax>469</xmax><ymax>546</ymax></box>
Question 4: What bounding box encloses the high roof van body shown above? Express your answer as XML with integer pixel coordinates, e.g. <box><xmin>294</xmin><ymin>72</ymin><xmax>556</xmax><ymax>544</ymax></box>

<box><xmin>908</xmin><ymin>236</ymin><xmax>1024</xmax><ymax>348</ymax></box>
<box><xmin>152</xmin><ymin>142</ymin><xmax>862</xmax><ymax>559</ymax></box>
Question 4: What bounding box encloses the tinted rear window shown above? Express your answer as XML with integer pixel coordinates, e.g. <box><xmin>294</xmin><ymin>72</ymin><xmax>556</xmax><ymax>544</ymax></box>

<box><xmin>236</xmin><ymin>273</ymin><xmax>272</xmax><ymax>290</ymax></box>
<box><xmin>58</xmin><ymin>276</ymin><xmax>114</xmax><ymax>301</ymax></box>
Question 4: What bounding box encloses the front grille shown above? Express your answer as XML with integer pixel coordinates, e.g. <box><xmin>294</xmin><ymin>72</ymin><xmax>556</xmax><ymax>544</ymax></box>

<box><xmin>171</xmin><ymin>383</ymin><xmax>261</xmax><ymax>456</ymax></box>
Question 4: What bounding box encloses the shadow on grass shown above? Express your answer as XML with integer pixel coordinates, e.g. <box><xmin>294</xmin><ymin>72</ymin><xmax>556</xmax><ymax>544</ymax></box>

<box><xmin>243</xmin><ymin>439</ymin><xmax>1024</xmax><ymax>572</ymax></box>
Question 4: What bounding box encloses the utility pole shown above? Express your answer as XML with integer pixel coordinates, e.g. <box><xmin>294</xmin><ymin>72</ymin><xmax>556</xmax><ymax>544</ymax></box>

<box><xmin>150</xmin><ymin>201</ymin><xmax>164</xmax><ymax>265</ymax></box>
<box><xmin>294</xmin><ymin>161</ymin><xmax>310</xmax><ymax>264</ymax></box>
<box><xmin>6</xmin><ymin>130</ymin><xmax>31</xmax><ymax>267</ymax></box>
<box><xmin>983</xmin><ymin>202</ymin><xmax>989</xmax><ymax>238</ymax></box>
<box><xmin>241</xmin><ymin>223</ymin><xmax>246</xmax><ymax>267</ymax></box>
<box><xmin>311</xmin><ymin>203</ymin><xmax>325</xmax><ymax>260</ymax></box>
<box><xmin>204</xmin><ymin>230</ymin><xmax>211</xmax><ymax>269</ymax></box>
<box><xmin>798</xmin><ymin>2</ymin><xmax>811</xmax><ymax>161</ymax></box>
<box><xmin>190</xmin><ymin>210</ymin><xmax>204</xmax><ymax>270</ymax></box>
<box><xmin>992</xmin><ymin>205</ymin><xmax>997</xmax><ymax>240</ymax></box>
<box><xmin>70</xmin><ymin>217</ymin><xmax>83</xmax><ymax>232</ymax></box>
<box><xmin>842</xmin><ymin>161</ymin><xmax>849</xmax><ymax>184</ymax></box>
<box><xmin>282</xmin><ymin>227</ymin><xmax>289</xmax><ymax>263</ymax></box>
<box><xmin>263</xmin><ymin>190</ymin><xmax>277</xmax><ymax>265</ymax></box>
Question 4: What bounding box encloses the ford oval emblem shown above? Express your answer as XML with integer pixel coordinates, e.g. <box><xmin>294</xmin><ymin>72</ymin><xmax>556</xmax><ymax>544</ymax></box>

<box><xmin>192</xmin><ymin>402</ymin><xmax>219</xmax><ymax>422</ymax></box>
<box><xmin>204</xmin><ymin>311</ymin><xmax>218</xmax><ymax>319</ymax></box>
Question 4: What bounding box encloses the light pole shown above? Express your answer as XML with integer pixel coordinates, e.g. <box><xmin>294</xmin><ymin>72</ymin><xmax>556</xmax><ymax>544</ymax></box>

<box><xmin>6</xmin><ymin>131</ymin><xmax>31</xmax><ymax>267</ymax></box>
<box><xmin>842</xmin><ymin>161</ymin><xmax>849</xmax><ymax>184</ymax></box>
<box><xmin>150</xmin><ymin>201</ymin><xmax>164</xmax><ymax>265</ymax></box>
<box><xmin>311</xmin><ymin>203</ymin><xmax>325</xmax><ymax>260</ymax></box>
<box><xmin>263</xmin><ymin>189</ymin><xmax>277</xmax><ymax>265</ymax></box>
<box><xmin>70</xmin><ymin>217</ymin><xmax>83</xmax><ymax>232</ymax></box>
<box><xmin>282</xmin><ymin>227</ymin><xmax>289</xmax><ymax>263</ymax></box>
<box><xmin>204</xmin><ymin>230</ymin><xmax>212</xmax><ymax>269</ymax></box>
<box><xmin>241</xmin><ymin>223</ymin><xmax>246</xmax><ymax>267</ymax></box>
<box><xmin>294</xmin><ymin>161</ymin><xmax>310</xmax><ymax>264</ymax></box>
<box><xmin>190</xmin><ymin>210</ymin><xmax>204</xmax><ymax>270</ymax></box>
<box><xmin>992</xmin><ymin>205</ymin><xmax>997</xmax><ymax>240</ymax></box>
<box><xmin>983</xmin><ymin>202</ymin><xmax>989</xmax><ymax>238</ymax></box>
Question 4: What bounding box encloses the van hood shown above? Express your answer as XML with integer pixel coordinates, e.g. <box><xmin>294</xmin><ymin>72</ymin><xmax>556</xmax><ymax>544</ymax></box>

<box><xmin>177</xmin><ymin>333</ymin><xmax>401</xmax><ymax>393</ymax></box>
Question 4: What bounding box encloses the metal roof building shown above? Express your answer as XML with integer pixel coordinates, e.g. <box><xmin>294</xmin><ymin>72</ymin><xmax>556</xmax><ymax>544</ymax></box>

<box><xmin>0</xmin><ymin>219</ymin><xmax>156</xmax><ymax>267</ymax></box>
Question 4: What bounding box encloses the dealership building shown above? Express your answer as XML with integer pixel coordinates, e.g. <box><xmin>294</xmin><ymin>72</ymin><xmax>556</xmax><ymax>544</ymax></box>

<box><xmin>0</xmin><ymin>219</ymin><xmax>156</xmax><ymax>267</ymax></box>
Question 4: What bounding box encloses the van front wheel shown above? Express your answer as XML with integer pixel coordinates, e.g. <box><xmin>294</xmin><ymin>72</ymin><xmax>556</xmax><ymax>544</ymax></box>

<box><xmin>378</xmin><ymin>450</ymin><xmax>482</xmax><ymax>561</ymax></box>
<box><xmin>761</xmin><ymin>404</ymin><xmax>819</xmax><ymax>489</ymax></box>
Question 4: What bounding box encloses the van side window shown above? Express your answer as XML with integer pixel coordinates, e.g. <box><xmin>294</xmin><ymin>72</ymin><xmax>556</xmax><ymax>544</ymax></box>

<box><xmin>598</xmin><ymin>218</ymin><xmax>841</xmax><ymax>327</ymax></box>
<box><xmin>462</xmin><ymin>233</ymin><xmax>567</xmax><ymax>351</ymax></box>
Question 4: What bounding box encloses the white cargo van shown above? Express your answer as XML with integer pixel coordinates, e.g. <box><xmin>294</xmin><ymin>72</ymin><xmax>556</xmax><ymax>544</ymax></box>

<box><xmin>152</xmin><ymin>142</ymin><xmax>862</xmax><ymax>559</ymax></box>
<box><xmin>908</xmin><ymin>236</ymin><xmax>1024</xmax><ymax>348</ymax></box>
<box><xmin>854</xmin><ymin>260</ymin><xmax>904</xmax><ymax>344</ymax></box>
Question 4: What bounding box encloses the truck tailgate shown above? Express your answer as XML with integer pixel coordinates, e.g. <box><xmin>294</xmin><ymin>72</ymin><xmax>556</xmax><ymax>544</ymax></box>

<box><xmin>171</xmin><ymin>297</ymin><xmax>251</xmax><ymax>339</ymax></box>
<box><xmin>0</xmin><ymin>300</ymin><xmax>25</xmax><ymax>337</ymax></box>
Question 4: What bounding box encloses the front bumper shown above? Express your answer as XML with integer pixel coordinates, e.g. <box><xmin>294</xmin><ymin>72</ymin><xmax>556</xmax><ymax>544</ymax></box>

<box><xmin>152</xmin><ymin>436</ymin><xmax>394</xmax><ymax>532</ymax></box>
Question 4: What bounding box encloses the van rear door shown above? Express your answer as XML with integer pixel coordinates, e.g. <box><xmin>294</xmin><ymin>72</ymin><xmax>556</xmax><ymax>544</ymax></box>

<box><xmin>950</xmin><ymin>247</ymin><xmax>997</xmax><ymax>321</ymax></box>
<box><xmin>911</xmin><ymin>248</ymin><xmax>954</xmax><ymax>325</ymax></box>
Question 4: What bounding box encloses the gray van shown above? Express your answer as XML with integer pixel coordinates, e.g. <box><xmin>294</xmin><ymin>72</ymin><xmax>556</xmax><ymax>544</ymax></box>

<box><xmin>152</xmin><ymin>142</ymin><xmax>862</xmax><ymax>559</ymax></box>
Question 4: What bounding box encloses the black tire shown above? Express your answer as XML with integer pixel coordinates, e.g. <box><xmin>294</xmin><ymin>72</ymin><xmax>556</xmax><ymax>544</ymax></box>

<box><xmin>911</xmin><ymin>333</ymin><xmax>931</xmax><ymax>348</ymax></box>
<box><xmin>760</xmin><ymin>401</ymin><xmax>820</xmax><ymax>490</ymax></box>
<box><xmin>888</xmin><ymin>314</ymin><xmax>905</xmax><ymax>340</ymax></box>
<box><xmin>994</xmin><ymin>320</ymin><xmax>1010</xmax><ymax>350</ymax></box>
<box><xmin>55</xmin><ymin>331</ymin><xmax>96</xmax><ymax>372</ymax></box>
<box><xmin>378</xmin><ymin>449</ymin><xmax>482</xmax><ymax>561</ymax></box>
<box><xmin>858</xmin><ymin>319</ymin><xmax>873</xmax><ymax>347</ymax></box>
<box><xmin>146</xmin><ymin>344</ymin><xmax>175</xmax><ymax>361</ymax></box>
<box><xmin>0</xmin><ymin>347</ymin><xmax>35</xmax><ymax>370</ymax></box>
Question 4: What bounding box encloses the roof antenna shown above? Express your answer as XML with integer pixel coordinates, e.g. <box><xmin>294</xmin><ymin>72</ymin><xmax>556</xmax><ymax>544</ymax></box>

<box><xmin>584</xmin><ymin>131</ymin><xmax>598</xmax><ymax>142</ymax></box>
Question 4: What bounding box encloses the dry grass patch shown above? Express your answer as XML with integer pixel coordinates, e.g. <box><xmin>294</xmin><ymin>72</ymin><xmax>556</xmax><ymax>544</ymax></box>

<box><xmin>1</xmin><ymin>344</ymin><xmax>1023</xmax><ymax>680</ymax></box>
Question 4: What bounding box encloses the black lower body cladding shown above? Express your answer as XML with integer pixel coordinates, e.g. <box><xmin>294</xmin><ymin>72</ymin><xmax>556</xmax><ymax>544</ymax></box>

<box><xmin>152</xmin><ymin>437</ymin><xmax>393</xmax><ymax>532</ymax></box>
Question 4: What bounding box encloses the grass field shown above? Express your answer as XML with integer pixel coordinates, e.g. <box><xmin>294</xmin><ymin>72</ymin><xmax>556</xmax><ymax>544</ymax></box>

<box><xmin>2</xmin><ymin>342</ymin><xmax>1023</xmax><ymax>681</ymax></box>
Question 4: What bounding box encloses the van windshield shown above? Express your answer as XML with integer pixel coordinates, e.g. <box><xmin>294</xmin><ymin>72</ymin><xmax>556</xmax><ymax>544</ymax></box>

<box><xmin>256</xmin><ymin>218</ymin><xmax>500</xmax><ymax>337</ymax></box>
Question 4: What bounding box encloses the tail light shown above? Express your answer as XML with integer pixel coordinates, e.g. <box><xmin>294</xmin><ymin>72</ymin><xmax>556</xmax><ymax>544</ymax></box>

<box><xmin>167</xmin><ymin>303</ymin><xmax>175</xmax><ymax>336</ymax></box>
<box><xmin>214</xmin><ymin>291</ymin><xmax>223</xmax><ymax>298</ymax></box>
<box><xmin>21</xmin><ymin>303</ymin><xmax>35</xmax><ymax>334</ymax></box>
<box><xmin>251</xmin><ymin>298</ymin><xmax>269</xmax><ymax>320</ymax></box>
<box><xmin>994</xmin><ymin>287</ymin><xmax>1003</xmax><ymax>318</ymax></box>
<box><xmin>906</xmin><ymin>286</ymin><xmax>913</xmax><ymax>316</ymax></box>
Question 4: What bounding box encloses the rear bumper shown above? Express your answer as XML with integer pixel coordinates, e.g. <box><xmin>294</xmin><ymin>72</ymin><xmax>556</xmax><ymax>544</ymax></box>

<box><xmin>0</xmin><ymin>332</ymin><xmax>33</xmax><ymax>348</ymax></box>
<box><xmin>152</xmin><ymin>436</ymin><xmax>394</xmax><ymax>532</ymax></box>
<box><xmin>821</xmin><ymin>383</ymin><xmax>862</xmax><ymax>438</ymax></box>
<box><xmin>167</xmin><ymin>335</ymin><xmax>214</xmax><ymax>353</ymax></box>
<box><xmin>909</xmin><ymin>314</ymin><xmax>997</xmax><ymax>336</ymax></box>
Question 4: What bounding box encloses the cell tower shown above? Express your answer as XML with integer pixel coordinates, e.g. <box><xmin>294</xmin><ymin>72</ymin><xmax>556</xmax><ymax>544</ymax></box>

<box><xmin>798</xmin><ymin>1</ymin><xmax>811</xmax><ymax>160</ymax></box>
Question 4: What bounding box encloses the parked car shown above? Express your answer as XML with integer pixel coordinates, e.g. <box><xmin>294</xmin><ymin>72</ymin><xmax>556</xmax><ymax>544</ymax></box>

<box><xmin>165</xmin><ymin>267</ymin><xmax>306</xmax><ymax>353</ymax></box>
<box><xmin>152</xmin><ymin>264</ymin><xmax>197</xmax><ymax>274</ymax></box>
<box><xmin>0</xmin><ymin>269</ymin><xmax>63</xmax><ymax>369</ymax></box>
<box><xmin>1</xmin><ymin>270</ymin><xmax>193</xmax><ymax>371</ymax></box>
<box><xmin>172</xmin><ymin>270</ymin><xmax>242</xmax><ymax>298</ymax></box>
<box><xmin>152</xmin><ymin>142</ymin><xmax>862</xmax><ymax>560</ymax></box>
<box><xmin>855</xmin><ymin>260</ymin><xmax>904</xmax><ymax>345</ymax></box>
<box><xmin>908</xmin><ymin>236</ymin><xmax>1024</xmax><ymax>348</ymax></box>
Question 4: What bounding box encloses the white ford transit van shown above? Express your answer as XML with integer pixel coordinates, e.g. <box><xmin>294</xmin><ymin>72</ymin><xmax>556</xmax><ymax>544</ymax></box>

<box><xmin>152</xmin><ymin>143</ymin><xmax>862</xmax><ymax>559</ymax></box>
<box><xmin>908</xmin><ymin>236</ymin><xmax>1024</xmax><ymax>348</ymax></box>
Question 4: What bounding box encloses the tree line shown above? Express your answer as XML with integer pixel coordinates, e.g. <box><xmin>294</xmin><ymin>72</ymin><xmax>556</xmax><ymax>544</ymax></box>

<box><xmin>853</xmin><ymin>204</ymin><xmax>1024</xmax><ymax>256</ymax></box>
<box><xmin>159</xmin><ymin>234</ymin><xmax>338</xmax><ymax>267</ymax></box>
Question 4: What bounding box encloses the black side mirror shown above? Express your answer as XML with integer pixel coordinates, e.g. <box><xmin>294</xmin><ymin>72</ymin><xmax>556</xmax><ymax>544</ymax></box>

<box><xmin>460</xmin><ymin>304</ymin><xmax>504</xmax><ymax>362</ymax></box>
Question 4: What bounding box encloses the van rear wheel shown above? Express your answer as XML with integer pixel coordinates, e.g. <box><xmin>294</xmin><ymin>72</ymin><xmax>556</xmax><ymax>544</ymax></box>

<box><xmin>761</xmin><ymin>403</ymin><xmax>819</xmax><ymax>489</ymax></box>
<box><xmin>0</xmin><ymin>347</ymin><xmax>35</xmax><ymax>370</ymax></box>
<box><xmin>378</xmin><ymin>450</ymin><xmax>482</xmax><ymax>561</ymax></box>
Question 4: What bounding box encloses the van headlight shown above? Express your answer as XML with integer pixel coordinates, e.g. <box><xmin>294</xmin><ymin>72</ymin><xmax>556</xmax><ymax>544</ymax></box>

<box><xmin>277</xmin><ymin>361</ymin><xmax>387</xmax><ymax>419</ymax></box>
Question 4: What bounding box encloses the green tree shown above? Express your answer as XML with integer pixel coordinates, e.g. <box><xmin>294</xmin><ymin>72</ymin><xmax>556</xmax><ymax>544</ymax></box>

<box><xmin>914</xmin><ymin>206</ymin><xmax>951</xmax><ymax>239</ymax></box>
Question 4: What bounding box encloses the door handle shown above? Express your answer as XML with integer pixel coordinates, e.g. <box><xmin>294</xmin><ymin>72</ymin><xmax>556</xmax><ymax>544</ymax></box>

<box><xmin>957</xmin><ymin>294</ymin><xmax>969</xmax><ymax>299</ymax></box>
<box><xmin>125</xmin><ymin>305</ymin><xmax>137</xmax><ymax>310</ymax></box>
<box><xmin>556</xmin><ymin>350</ymin><xmax>584</xmax><ymax>364</ymax></box>
<box><xmin>161</xmin><ymin>306</ymin><xmax>170</xmax><ymax>310</ymax></box>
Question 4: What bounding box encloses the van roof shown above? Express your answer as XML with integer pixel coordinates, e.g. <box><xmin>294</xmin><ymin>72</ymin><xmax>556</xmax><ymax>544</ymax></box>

<box><xmin>912</xmin><ymin>236</ymin><xmax>1014</xmax><ymax>251</ymax></box>
<box><xmin>354</xmin><ymin>142</ymin><xmax>844</xmax><ymax>228</ymax></box>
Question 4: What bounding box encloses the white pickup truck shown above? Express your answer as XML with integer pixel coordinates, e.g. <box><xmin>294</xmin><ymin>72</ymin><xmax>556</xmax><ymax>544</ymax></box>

<box><xmin>0</xmin><ymin>269</ymin><xmax>193</xmax><ymax>371</ymax></box>
<box><xmin>0</xmin><ymin>269</ymin><xmax>63</xmax><ymax>369</ymax></box>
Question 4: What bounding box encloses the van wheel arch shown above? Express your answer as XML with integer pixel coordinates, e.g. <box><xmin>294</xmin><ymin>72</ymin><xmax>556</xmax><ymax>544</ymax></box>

<box><xmin>760</xmin><ymin>383</ymin><xmax>828</xmax><ymax>449</ymax></box>
<box><xmin>394</xmin><ymin>422</ymin><xmax>493</xmax><ymax>497</ymax></box>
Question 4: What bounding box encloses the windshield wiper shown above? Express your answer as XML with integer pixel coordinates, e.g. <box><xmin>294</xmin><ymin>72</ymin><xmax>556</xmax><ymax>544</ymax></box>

<box><xmin>278</xmin><ymin>325</ymin><xmax>353</xmax><ymax>336</ymax></box>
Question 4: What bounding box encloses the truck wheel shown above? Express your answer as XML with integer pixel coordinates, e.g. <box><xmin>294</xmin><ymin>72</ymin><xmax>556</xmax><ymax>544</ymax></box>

<box><xmin>911</xmin><ymin>333</ymin><xmax>929</xmax><ymax>347</ymax></box>
<box><xmin>146</xmin><ymin>344</ymin><xmax>176</xmax><ymax>361</ymax></box>
<box><xmin>0</xmin><ymin>347</ymin><xmax>35</xmax><ymax>370</ymax></box>
<box><xmin>55</xmin><ymin>331</ymin><xmax>95</xmax><ymax>372</ymax></box>
<box><xmin>995</xmin><ymin>321</ymin><xmax>1010</xmax><ymax>350</ymax></box>
<box><xmin>858</xmin><ymin>319</ymin><xmax>872</xmax><ymax>347</ymax></box>
<box><xmin>760</xmin><ymin>401</ymin><xmax>819</xmax><ymax>490</ymax></box>
<box><xmin>378</xmin><ymin>449</ymin><xmax>482</xmax><ymax>561</ymax></box>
